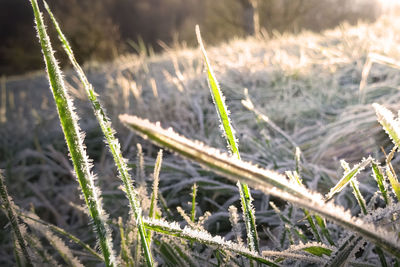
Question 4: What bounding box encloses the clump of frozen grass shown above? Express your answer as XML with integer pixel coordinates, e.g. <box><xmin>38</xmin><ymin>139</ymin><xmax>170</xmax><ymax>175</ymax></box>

<box><xmin>3</xmin><ymin>3</ymin><xmax>400</xmax><ymax>266</ymax></box>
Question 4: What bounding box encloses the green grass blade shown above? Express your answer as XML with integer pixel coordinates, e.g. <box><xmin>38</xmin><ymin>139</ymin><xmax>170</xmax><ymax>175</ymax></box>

<box><xmin>350</xmin><ymin>179</ymin><xmax>367</xmax><ymax>215</ymax></box>
<box><xmin>325</xmin><ymin>157</ymin><xmax>372</xmax><ymax>201</ymax></box>
<box><xmin>385</xmin><ymin>167</ymin><xmax>400</xmax><ymax>202</ymax></box>
<box><xmin>191</xmin><ymin>183</ymin><xmax>197</xmax><ymax>223</ymax></box>
<box><xmin>43</xmin><ymin>2</ymin><xmax>153</xmax><ymax>265</ymax></box>
<box><xmin>372</xmin><ymin>163</ymin><xmax>389</xmax><ymax>205</ymax></box>
<box><xmin>341</xmin><ymin>160</ymin><xmax>367</xmax><ymax>215</ymax></box>
<box><xmin>373</xmin><ymin>103</ymin><xmax>400</xmax><ymax>147</ymax></box>
<box><xmin>196</xmin><ymin>25</ymin><xmax>259</xmax><ymax>254</ymax></box>
<box><xmin>195</xmin><ymin>25</ymin><xmax>239</xmax><ymax>157</ymax></box>
<box><xmin>29</xmin><ymin>1</ymin><xmax>116</xmax><ymax>265</ymax></box>
<box><xmin>0</xmin><ymin>171</ymin><xmax>33</xmax><ymax>267</ymax></box>
<box><xmin>119</xmin><ymin>115</ymin><xmax>400</xmax><ymax>258</ymax></box>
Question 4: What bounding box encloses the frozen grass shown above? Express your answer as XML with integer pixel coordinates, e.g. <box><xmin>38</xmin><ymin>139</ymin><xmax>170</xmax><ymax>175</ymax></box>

<box><xmin>1</xmin><ymin>4</ymin><xmax>400</xmax><ymax>266</ymax></box>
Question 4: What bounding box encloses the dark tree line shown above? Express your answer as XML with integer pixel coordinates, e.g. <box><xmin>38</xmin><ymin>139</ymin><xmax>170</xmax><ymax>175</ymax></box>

<box><xmin>0</xmin><ymin>0</ymin><xmax>380</xmax><ymax>75</ymax></box>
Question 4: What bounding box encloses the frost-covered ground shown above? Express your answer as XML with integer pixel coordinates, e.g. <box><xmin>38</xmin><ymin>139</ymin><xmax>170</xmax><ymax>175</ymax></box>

<box><xmin>1</xmin><ymin>15</ymin><xmax>400</xmax><ymax>265</ymax></box>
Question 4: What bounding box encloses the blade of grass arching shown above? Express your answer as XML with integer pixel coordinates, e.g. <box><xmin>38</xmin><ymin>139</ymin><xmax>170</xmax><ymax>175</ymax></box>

<box><xmin>372</xmin><ymin>163</ymin><xmax>390</xmax><ymax>205</ymax></box>
<box><xmin>0</xmin><ymin>171</ymin><xmax>33</xmax><ymax>267</ymax></box>
<box><xmin>146</xmin><ymin>150</ymin><xmax>163</xmax><ymax>245</ymax></box>
<box><xmin>196</xmin><ymin>25</ymin><xmax>259</xmax><ymax>254</ymax></box>
<box><xmin>29</xmin><ymin>1</ymin><xmax>116</xmax><ymax>265</ymax></box>
<box><xmin>325</xmin><ymin>157</ymin><xmax>372</xmax><ymax>201</ymax></box>
<box><xmin>119</xmin><ymin>115</ymin><xmax>400</xmax><ymax>258</ymax></box>
<box><xmin>18</xmin><ymin>210</ymin><xmax>103</xmax><ymax>261</ymax></box>
<box><xmin>43</xmin><ymin>2</ymin><xmax>153</xmax><ymax>265</ymax></box>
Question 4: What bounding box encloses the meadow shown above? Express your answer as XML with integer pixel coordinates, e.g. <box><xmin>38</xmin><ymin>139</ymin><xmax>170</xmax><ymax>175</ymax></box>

<box><xmin>1</xmin><ymin>1</ymin><xmax>400</xmax><ymax>266</ymax></box>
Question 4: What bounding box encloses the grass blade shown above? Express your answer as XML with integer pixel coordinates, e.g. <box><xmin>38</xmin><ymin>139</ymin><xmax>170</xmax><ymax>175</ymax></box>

<box><xmin>0</xmin><ymin>171</ymin><xmax>33</xmax><ymax>267</ymax></box>
<box><xmin>29</xmin><ymin>1</ymin><xmax>116</xmax><ymax>265</ymax></box>
<box><xmin>325</xmin><ymin>157</ymin><xmax>372</xmax><ymax>201</ymax></box>
<box><xmin>372</xmin><ymin>163</ymin><xmax>390</xmax><ymax>205</ymax></box>
<box><xmin>43</xmin><ymin>2</ymin><xmax>153</xmax><ymax>265</ymax></box>
<box><xmin>191</xmin><ymin>183</ymin><xmax>197</xmax><ymax>223</ymax></box>
<box><xmin>340</xmin><ymin>160</ymin><xmax>367</xmax><ymax>215</ymax></box>
<box><xmin>196</xmin><ymin>25</ymin><xmax>259</xmax><ymax>254</ymax></box>
<box><xmin>385</xmin><ymin>167</ymin><xmax>400</xmax><ymax>201</ymax></box>
<box><xmin>195</xmin><ymin>25</ymin><xmax>239</xmax><ymax>157</ymax></box>
<box><xmin>373</xmin><ymin>103</ymin><xmax>400</xmax><ymax>147</ymax></box>
<box><xmin>119</xmin><ymin>115</ymin><xmax>400</xmax><ymax>258</ymax></box>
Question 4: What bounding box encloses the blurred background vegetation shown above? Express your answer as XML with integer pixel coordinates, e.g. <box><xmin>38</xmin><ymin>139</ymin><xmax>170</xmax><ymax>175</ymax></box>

<box><xmin>1</xmin><ymin>0</ymin><xmax>382</xmax><ymax>75</ymax></box>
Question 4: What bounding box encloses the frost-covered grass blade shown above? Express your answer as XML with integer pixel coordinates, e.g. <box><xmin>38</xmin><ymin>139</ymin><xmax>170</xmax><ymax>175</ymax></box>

<box><xmin>119</xmin><ymin>114</ymin><xmax>400</xmax><ymax>258</ymax></box>
<box><xmin>29</xmin><ymin>0</ymin><xmax>116</xmax><ymax>265</ymax></box>
<box><xmin>43</xmin><ymin>2</ymin><xmax>153</xmax><ymax>265</ymax></box>
<box><xmin>373</xmin><ymin>103</ymin><xmax>400</xmax><ymax>147</ymax></box>
<box><xmin>196</xmin><ymin>25</ymin><xmax>259</xmax><ymax>254</ymax></box>
<box><xmin>372</xmin><ymin>163</ymin><xmax>389</xmax><ymax>204</ymax></box>
<box><xmin>325</xmin><ymin>157</ymin><xmax>372</xmax><ymax>201</ymax></box>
